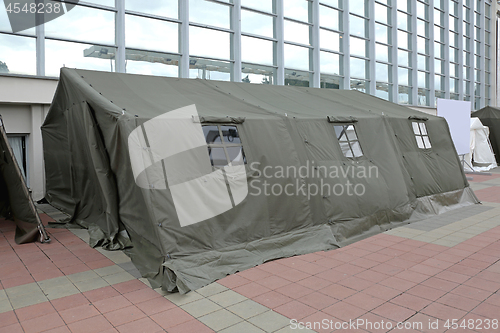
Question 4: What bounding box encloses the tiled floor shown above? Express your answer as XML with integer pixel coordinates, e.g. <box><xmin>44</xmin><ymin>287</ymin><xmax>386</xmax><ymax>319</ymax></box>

<box><xmin>1</xmin><ymin>168</ymin><xmax>500</xmax><ymax>333</ymax></box>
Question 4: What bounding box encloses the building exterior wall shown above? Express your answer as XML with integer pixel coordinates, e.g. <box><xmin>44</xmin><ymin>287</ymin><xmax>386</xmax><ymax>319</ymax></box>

<box><xmin>0</xmin><ymin>0</ymin><xmax>498</xmax><ymax>199</ymax></box>
<box><xmin>0</xmin><ymin>76</ymin><xmax>57</xmax><ymax>200</ymax></box>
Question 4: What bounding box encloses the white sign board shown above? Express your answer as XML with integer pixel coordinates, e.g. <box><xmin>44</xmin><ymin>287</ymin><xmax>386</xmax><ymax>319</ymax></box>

<box><xmin>436</xmin><ymin>99</ymin><xmax>471</xmax><ymax>156</ymax></box>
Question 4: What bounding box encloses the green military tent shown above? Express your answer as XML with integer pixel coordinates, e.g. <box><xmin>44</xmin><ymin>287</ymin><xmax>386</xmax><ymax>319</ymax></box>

<box><xmin>0</xmin><ymin>116</ymin><xmax>50</xmax><ymax>244</ymax></box>
<box><xmin>42</xmin><ymin>68</ymin><xmax>478</xmax><ymax>293</ymax></box>
<box><xmin>472</xmin><ymin>106</ymin><xmax>500</xmax><ymax>164</ymax></box>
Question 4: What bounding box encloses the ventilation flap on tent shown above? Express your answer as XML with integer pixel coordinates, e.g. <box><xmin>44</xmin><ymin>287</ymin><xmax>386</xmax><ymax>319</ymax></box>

<box><xmin>408</xmin><ymin>115</ymin><xmax>429</xmax><ymax>121</ymax></box>
<box><xmin>326</xmin><ymin>116</ymin><xmax>358</xmax><ymax>123</ymax></box>
<box><xmin>192</xmin><ymin>116</ymin><xmax>246</xmax><ymax>124</ymax></box>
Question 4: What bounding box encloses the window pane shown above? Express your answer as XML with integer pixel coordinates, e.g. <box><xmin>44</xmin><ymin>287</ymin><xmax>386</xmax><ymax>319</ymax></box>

<box><xmin>190</xmin><ymin>0</ymin><xmax>230</xmax><ymax>29</ymax></box>
<box><xmin>189</xmin><ymin>57</ymin><xmax>231</xmax><ymax>81</ymax></box>
<box><xmin>375</xmin><ymin>24</ymin><xmax>389</xmax><ymax>45</ymax></box>
<box><xmin>375</xmin><ymin>43</ymin><xmax>389</xmax><ymax>62</ymax></box>
<box><xmin>320</xmin><ymin>5</ymin><xmax>340</xmax><ymax>31</ymax></box>
<box><xmin>46</xmin><ymin>40</ymin><xmax>115</xmax><ymax>77</ymax></box>
<box><xmin>418</xmin><ymin>89</ymin><xmax>429</xmax><ymax>106</ymax></box>
<box><xmin>417</xmin><ymin>19</ymin><xmax>427</xmax><ymax>37</ymax></box>
<box><xmin>125</xmin><ymin>0</ymin><xmax>177</xmax><ymax>19</ymax></box>
<box><xmin>422</xmin><ymin>136</ymin><xmax>431</xmax><ymax>148</ymax></box>
<box><xmin>208</xmin><ymin>147</ymin><xmax>227</xmax><ymax>167</ymax></box>
<box><xmin>417</xmin><ymin>36</ymin><xmax>428</xmax><ymax>54</ymax></box>
<box><xmin>190</xmin><ymin>27</ymin><xmax>230</xmax><ymax>59</ymax></box>
<box><xmin>398</xmin><ymin>67</ymin><xmax>409</xmax><ymax>85</ymax></box>
<box><xmin>346</xmin><ymin>125</ymin><xmax>358</xmax><ymax>141</ymax></box>
<box><xmin>241</xmin><ymin>10</ymin><xmax>273</xmax><ymax>38</ymax></box>
<box><xmin>241</xmin><ymin>36</ymin><xmax>273</xmax><ymax>65</ymax></box>
<box><xmin>125</xmin><ymin>49</ymin><xmax>179</xmax><ymax>77</ymax></box>
<box><xmin>435</xmin><ymin>59</ymin><xmax>443</xmax><ymax>74</ymax></box>
<box><xmin>284</xmin><ymin>0</ymin><xmax>309</xmax><ymax>22</ymax></box>
<box><xmin>418</xmin><ymin>71</ymin><xmax>428</xmax><ymax>88</ymax></box>
<box><xmin>350</xmin><ymin>15</ymin><xmax>367</xmax><ymax>38</ymax></box>
<box><xmin>241</xmin><ymin>0</ymin><xmax>273</xmax><ymax>13</ymax></box>
<box><xmin>84</xmin><ymin>0</ymin><xmax>114</xmax><ymax>7</ymax></box>
<box><xmin>350</xmin><ymin>0</ymin><xmax>366</xmax><ymax>17</ymax></box>
<box><xmin>0</xmin><ymin>5</ymin><xmax>35</xmax><ymax>35</ymax></box>
<box><xmin>412</xmin><ymin>122</ymin><xmax>421</xmax><ymax>135</ymax></box>
<box><xmin>320</xmin><ymin>29</ymin><xmax>341</xmax><ymax>52</ymax></box>
<box><xmin>416</xmin><ymin>136</ymin><xmax>425</xmax><ymax>149</ymax></box>
<box><xmin>398</xmin><ymin>85</ymin><xmax>411</xmax><ymax>104</ymax></box>
<box><xmin>334</xmin><ymin>126</ymin><xmax>347</xmax><ymax>140</ymax></box>
<box><xmin>0</xmin><ymin>34</ymin><xmax>36</xmax><ymax>75</ymax></box>
<box><xmin>417</xmin><ymin>54</ymin><xmax>428</xmax><ymax>71</ymax></box>
<box><xmin>242</xmin><ymin>63</ymin><xmax>276</xmax><ymax>85</ymax></box>
<box><xmin>44</xmin><ymin>4</ymin><xmax>114</xmax><ymax>45</ymax></box>
<box><xmin>419</xmin><ymin>123</ymin><xmax>427</xmax><ymax>135</ymax></box>
<box><xmin>376</xmin><ymin>62</ymin><xmax>390</xmax><ymax>83</ymax></box>
<box><xmin>284</xmin><ymin>44</ymin><xmax>309</xmax><ymax>71</ymax></box>
<box><xmin>398</xmin><ymin>12</ymin><xmax>409</xmax><ymax>31</ymax></box>
<box><xmin>220</xmin><ymin>126</ymin><xmax>241</xmax><ymax>144</ymax></box>
<box><xmin>398</xmin><ymin>49</ymin><xmax>410</xmax><ymax>67</ymax></box>
<box><xmin>374</xmin><ymin>3</ymin><xmax>389</xmax><ymax>24</ymax></box>
<box><xmin>126</xmin><ymin>15</ymin><xmax>178</xmax><ymax>53</ymax></box>
<box><xmin>321</xmin><ymin>51</ymin><xmax>341</xmax><ymax>76</ymax></box>
<box><xmin>226</xmin><ymin>147</ymin><xmax>246</xmax><ymax>165</ymax></box>
<box><xmin>321</xmin><ymin>0</ymin><xmax>340</xmax><ymax>8</ymax></box>
<box><xmin>285</xmin><ymin>69</ymin><xmax>310</xmax><ymax>87</ymax></box>
<box><xmin>435</xmin><ymin>75</ymin><xmax>444</xmax><ymax>90</ymax></box>
<box><xmin>203</xmin><ymin>126</ymin><xmax>222</xmax><ymax>144</ymax></box>
<box><xmin>351</xmin><ymin>79</ymin><xmax>368</xmax><ymax>92</ymax></box>
<box><xmin>397</xmin><ymin>0</ymin><xmax>408</xmax><ymax>12</ymax></box>
<box><xmin>321</xmin><ymin>74</ymin><xmax>342</xmax><ymax>89</ymax></box>
<box><xmin>284</xmin><ymin>20</ymin><xmax>310</xmax><ymax>45</ymax></box>
<box><xmin>350</xmin><ymin>37</ymin><xmax>367</xmax><ymax>57</ymax></box>
<box><xmin>351</xmin><ymin>141</ymin><xmax>363</xmax><ymax>157</ymax></box>
<box><xmin>376</xmin><ymin>82</ymin><xmax>391</xmax><ymax>101</ymax></box>
<box><xmin>417</xmin><ymin>2</ymin><xmax>428</xmax><ymax>19</ymax></box>
<box><xmin>398</xmin><ymin>30</ymin><xmax>410</xmax><ymax>49</ymax></box>
<box><xmin>350</xmin><ymin>57</ymin><xmax>367</xmax><ymax>79</ymax></box>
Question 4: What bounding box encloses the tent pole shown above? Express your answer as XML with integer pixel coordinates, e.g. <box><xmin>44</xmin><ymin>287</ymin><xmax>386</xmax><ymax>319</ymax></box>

<box><xmin>0</xmin><ymin>116</ymin><xmax>50</xmax><ymax>243</ymax></box>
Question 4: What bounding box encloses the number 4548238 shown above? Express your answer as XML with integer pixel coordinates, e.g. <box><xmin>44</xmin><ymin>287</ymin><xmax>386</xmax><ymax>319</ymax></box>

<box><xmin>5</xmin><ymin>2</ymin><xmax>62</xmax><ymax>14</ymax></box>
<box><xmin>444</xmin><ymin>319</ymin><xmax>498</xmax><ymax>330</ymax></box>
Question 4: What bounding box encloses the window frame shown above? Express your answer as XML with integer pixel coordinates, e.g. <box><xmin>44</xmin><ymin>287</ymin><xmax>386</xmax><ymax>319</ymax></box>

<box><xmin>411</xmin><ymin>120</ymin><xmax>432</xmax><ymax>150</ymax></box>
<box><xmin>332</xmin><ymin>123</ymin><xmax>364</xmax><ymax>159</ymax></box>
<box><xmin>202</xmin><ymin>124</ymin><xmax>247</xmax><ymax>168</ymax></box>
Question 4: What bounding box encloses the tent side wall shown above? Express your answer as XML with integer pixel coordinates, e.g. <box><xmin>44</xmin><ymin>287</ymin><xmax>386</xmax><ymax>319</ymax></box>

<box><xmin>42</xmin><ymin>68</ymin><xmax>478</xmax><ymax>293</ymax></box>
<box><xmin>472</xmin><ymin>107</ymin><xmax>500</xmax><ymax>164</ymax></box>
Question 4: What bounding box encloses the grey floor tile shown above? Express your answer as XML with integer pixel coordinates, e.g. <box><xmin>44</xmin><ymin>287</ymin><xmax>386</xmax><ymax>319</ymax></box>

<box><xmin>94</xmin><ymin>265</ymin><xmax>125</xmax><ymax>277</ymax></box>
<box><xmin>5</xmin><ymin>283</ymin><xmax>42</xmax><ymax>298</ymax></box>
<box><xmin>164</xmin><ymin>290</ymin><xmax>204</xmax><ymax>306</ymax></box>
<box><xmin>195</xmin><ymin>282</ymin><xmax>228</xmax><ymax>297</ymax></box>
<box><xmin>248</xmin><ymin>311</ymin><xmax>291</xmax><ymax>333</ymax></box>
<box><xmin>227</xmin><ymin>299</ymin><xmax>269</xmax><ymax>319</ymax></box>
<box><xmin>102</xmin><ymin>271</ymin><xmax>135</xmax><ymax>285</ymax></box>
<box><xmin>208</xmin><ymin>290</ymin><xmax>248</xmax><ymax>308</ymax></box>
<box><xmin>44</xmin><ymin>284</ymin><xmax>81</xmax><ymax>300</ymax></box>
<box><xmin>219</xmin><ymin>321</ymin><xmax>266</xmax><ymax>333</ymax></box>
<box><xmin>181</xmin><ymin>298</ymin><xmax>222</xmax><ymax>317</ymax></box>
<box><xmin>9</xmin><ymin>291</ymin><xmax>47</xmax><ymax>309</ymax></box>
<box><xmin>74</xmin><ymin>277</ymin><xmax>109</xmax><ymax>292</ymax></box>
<box><xmin>0</xmin><ymin>299</ymin><xmax>13</xmax><ymax>314</ymax></box>
<box><xmin>68</xmin><ymin>270</ymin><xmax>100</xmax><ymax>283</ymax></box>
<box><xmin>198</xmin><ymin>309</ymin><xmax>243</xmax><ymax>331</ymax></box>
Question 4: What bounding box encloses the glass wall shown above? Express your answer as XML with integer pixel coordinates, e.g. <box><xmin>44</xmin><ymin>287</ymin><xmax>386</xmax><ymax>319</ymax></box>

<box><xmin>0</xmin><ymin>0</ymin><xmax>495</xmax><ymax>109</ymax></box>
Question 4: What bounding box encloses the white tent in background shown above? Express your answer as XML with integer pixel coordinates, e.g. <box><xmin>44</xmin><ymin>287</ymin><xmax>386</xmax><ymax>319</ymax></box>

<box><xmin>465</xmin><ymin>117</ymin><xmax>497</xmax><ymax>172</ymax></box>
